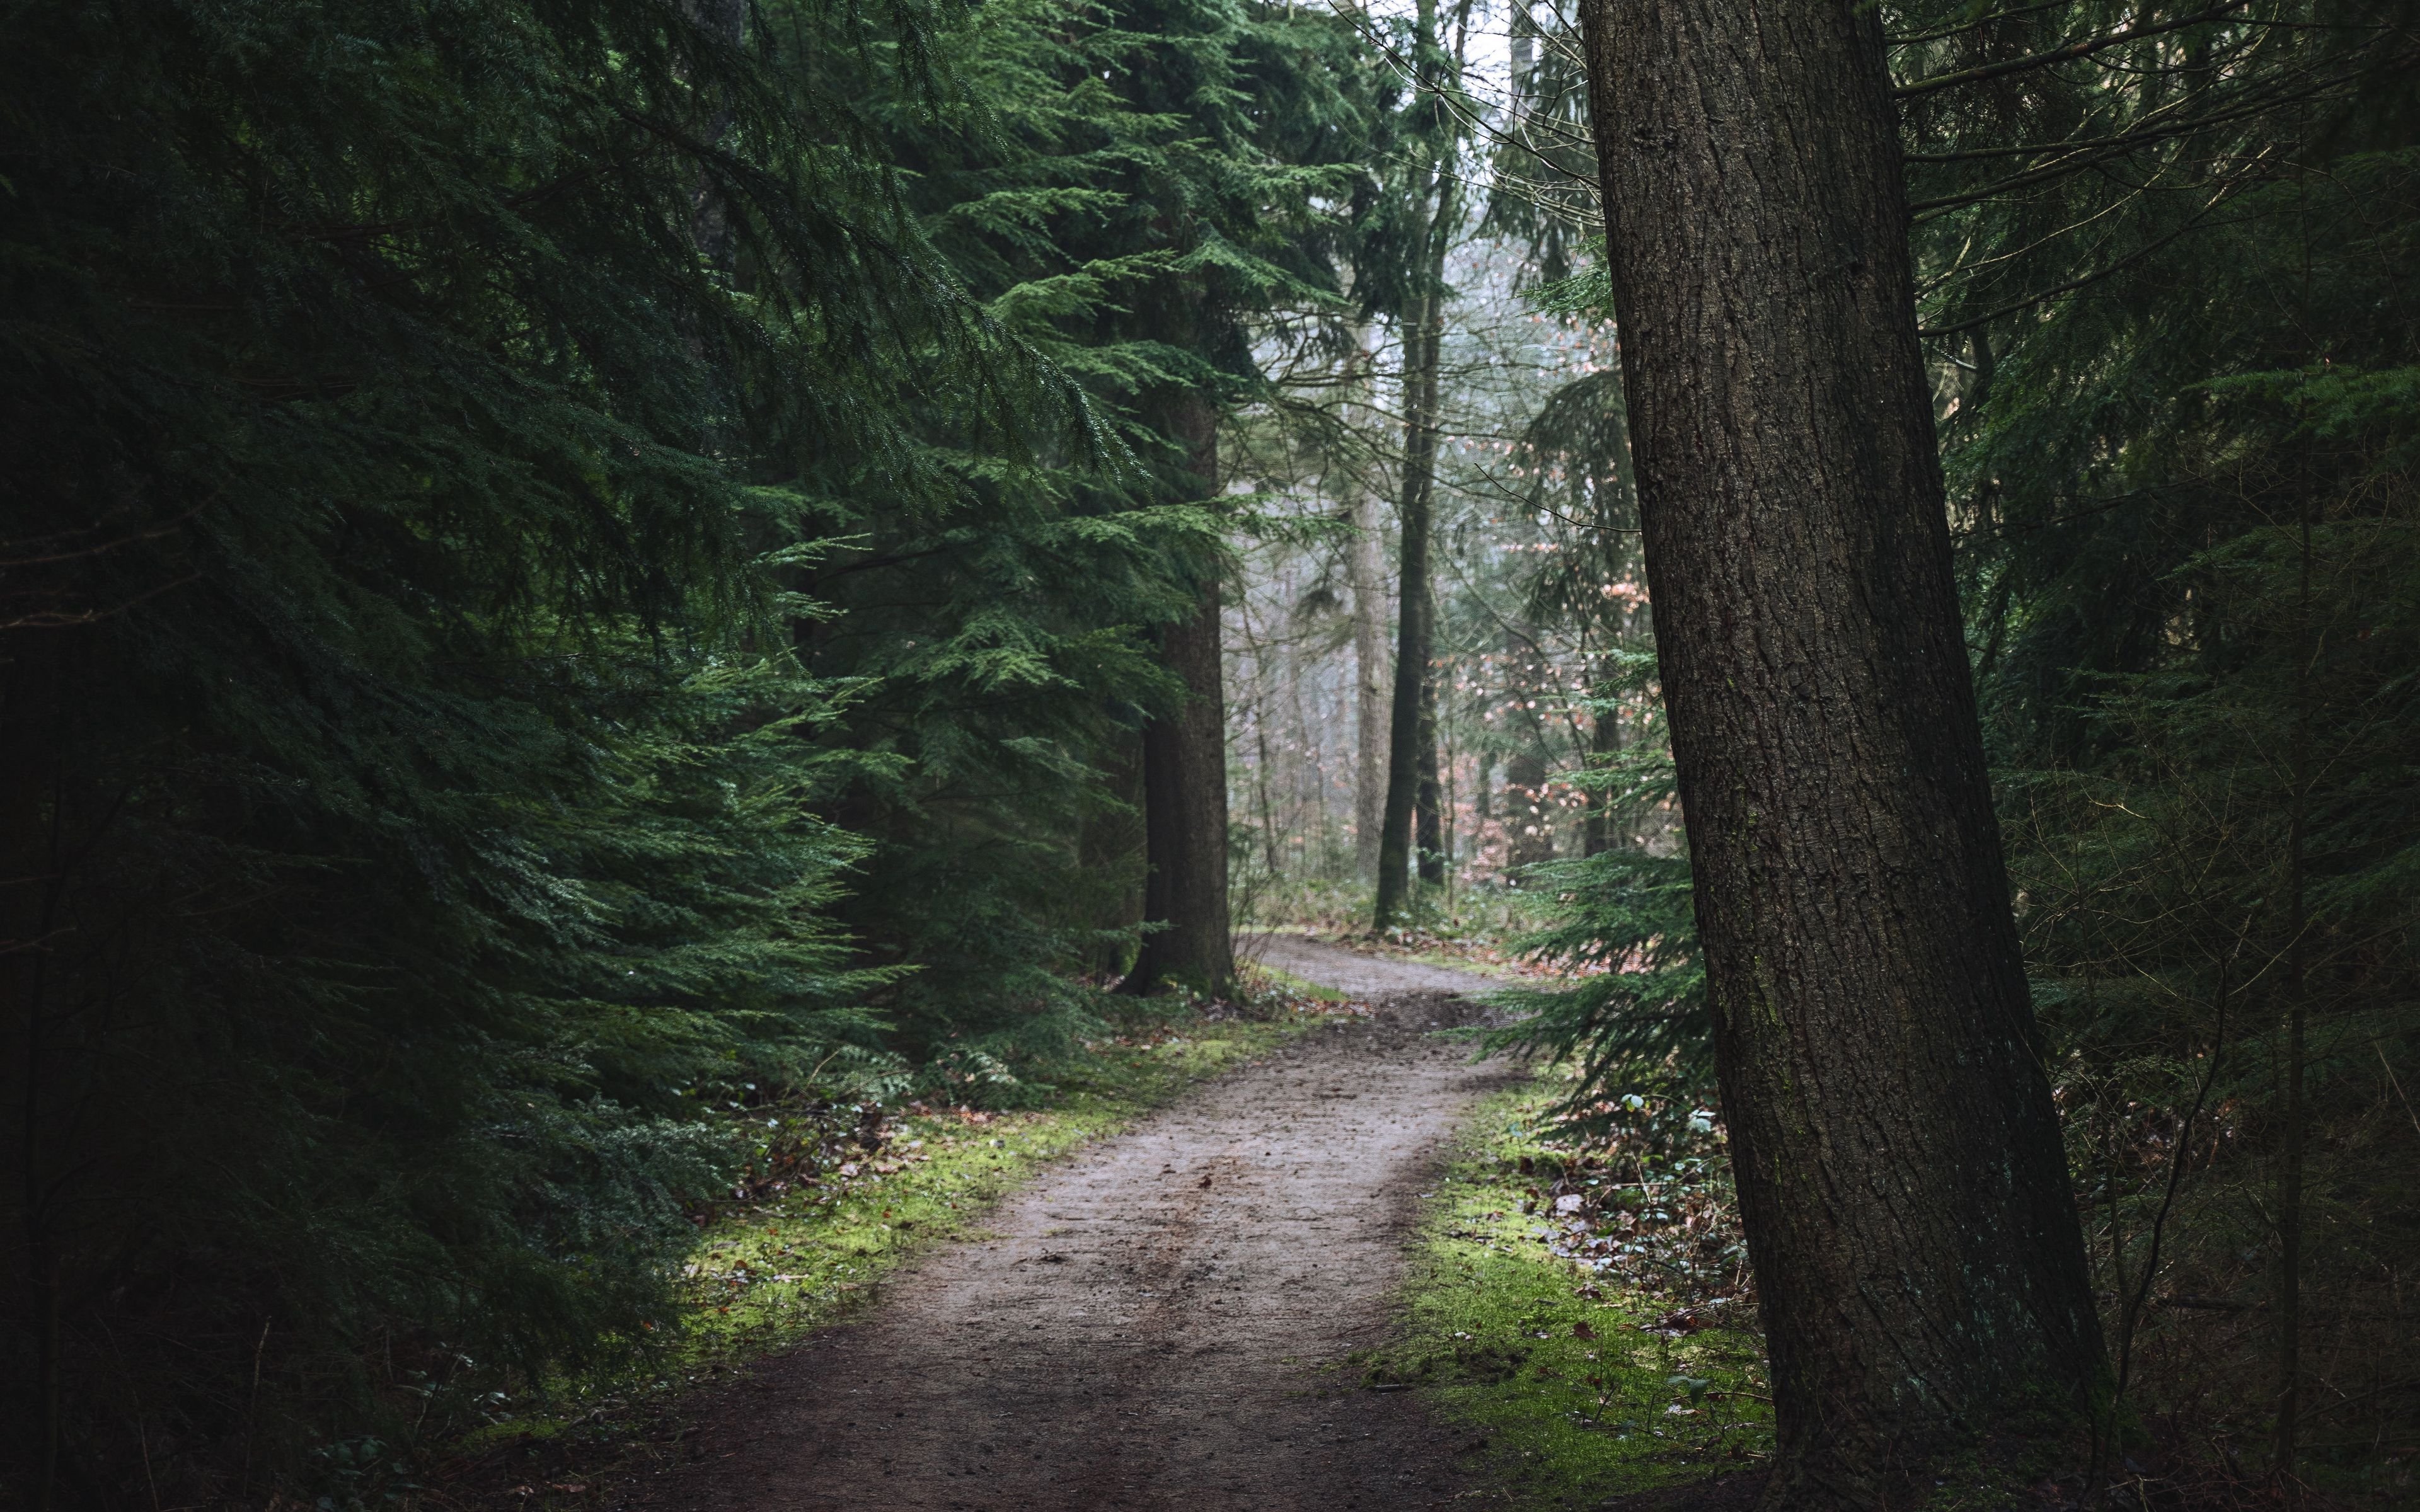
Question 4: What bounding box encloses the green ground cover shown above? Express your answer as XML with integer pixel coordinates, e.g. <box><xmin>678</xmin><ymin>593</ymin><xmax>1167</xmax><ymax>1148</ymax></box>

<box><xmin>666</xmin><ymin>1010</ymin><xmax>1324</xmax><ymax>1364</ymax></box>
<box><xmin>1363</xmin><ymin>1070</ymin><xmax>1772</xmax><ymax>1509</ymax></box>
<box><xmin>450</xmin><ymin>988</ymin><xmax>1335</xmax><ymax>1480</ymax></box>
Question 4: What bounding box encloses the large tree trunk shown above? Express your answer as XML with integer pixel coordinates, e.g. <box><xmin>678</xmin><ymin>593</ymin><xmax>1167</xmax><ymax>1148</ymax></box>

<box><xmin>1</xmin><ymin>631</ymin><xmax>72</xmax><ymax>1512</ymax></box>
<box><xmin>1123</xmin><ymin>393</ymin><xmax>1234</xmax><ymax>996</ymax></box>
<box><xmin>1576</xmin><ymin>0</ymin><xmax>2104</xmax><ymax>1501</ymax></box>
<box><xmin>1078</xmin><ymin>730</ymin><xmax>1148</xmax><ymax>977</ymax></box>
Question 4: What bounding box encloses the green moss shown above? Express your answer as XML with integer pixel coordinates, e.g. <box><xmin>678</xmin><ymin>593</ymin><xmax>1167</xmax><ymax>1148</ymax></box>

<box><xmin>1366</xmin><ymin>1074</ymin><xmax>1773</xmax><ymax>1509</ymax></box>
<box><xmin>484</xmin><ymin>1002</ymin><xmax>1328</xmax><ymax>1441</ymax></box>
<box><xmin>673</xmin><ymin>1011</ymin><xmax>1321</xmax><ymax>1357</ymax></box>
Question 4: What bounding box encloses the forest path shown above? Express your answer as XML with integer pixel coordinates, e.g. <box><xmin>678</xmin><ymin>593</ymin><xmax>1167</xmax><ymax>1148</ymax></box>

<box><xmin>625</xmin><ymin>936</ymin><xmax>1521</xmax><ymax>1512</ymax></box>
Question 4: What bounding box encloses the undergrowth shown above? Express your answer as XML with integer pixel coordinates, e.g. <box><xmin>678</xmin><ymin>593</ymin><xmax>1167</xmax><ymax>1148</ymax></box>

<box><xmin>1366</xmin><ymin>1067</ymin><xmax>1770</xmax><ymax>1509</ymax></box>
<box><xmin>426</xmin><ymin>975</ymin><xmax>1345</xmax><ymax>1508</ymax></box>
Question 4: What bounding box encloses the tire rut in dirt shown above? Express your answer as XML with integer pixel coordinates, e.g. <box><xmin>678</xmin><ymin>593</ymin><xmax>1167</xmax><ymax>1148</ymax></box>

<box><xmin>624</xmin><ymin>966</ymin><xmax>1517</xmax><ymax>1512</ymax></box>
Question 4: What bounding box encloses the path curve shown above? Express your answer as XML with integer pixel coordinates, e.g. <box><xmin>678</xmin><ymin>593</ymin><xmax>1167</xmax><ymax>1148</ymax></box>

<box><xmin>625</xmin><ymin>936</ymin><xmax>1516</xmax><ymax>1512</ymax></box>
<box><xmin>1240</xmin><ymin>930</ymin><xmax>1509</xmax><ymax>999</ymax></box>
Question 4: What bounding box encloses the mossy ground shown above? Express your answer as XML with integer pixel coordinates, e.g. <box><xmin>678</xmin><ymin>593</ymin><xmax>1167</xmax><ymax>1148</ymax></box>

<box><xmin>1361</xmin><ymin>1070</ymin><xmax>1773</xmax><ymax>1509</ymax></box>
<box><xmin>666</xmin><ymin>1008</ymin><xmax>1325</xmax><ymax>1365</ymax></box>
<box><xmin>453</xmin><ymin>988</ymin><xmax>1334</xmax><ymax>1467</ymax></box>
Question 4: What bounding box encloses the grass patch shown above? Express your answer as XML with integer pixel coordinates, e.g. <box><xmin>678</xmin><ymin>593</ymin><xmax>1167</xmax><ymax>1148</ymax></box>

<box><xmin>666</xmin><ymin>1008</ymin><xmax>1320</xmax><ymax>1365</ymax></box>
<box><xmin>1241</xmin><ymin>959</ymin><xmax>1352</xmax><ymax>1002</ymax></box>
<box><xmin>448</xmin><ymin>983</ymin><xmax>1338</xmax><ymax>1485</ymax></box>
<box><xmin>1360</xmin><ymin>1072</ymin><xmax>1772</xmax><ymax>1509</ymax></box>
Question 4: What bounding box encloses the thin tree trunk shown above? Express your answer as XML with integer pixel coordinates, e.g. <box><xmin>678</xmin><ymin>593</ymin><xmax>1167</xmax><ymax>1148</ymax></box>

<box><xmin>1124</xmin><ymin>392</ymin><xmax>1234</xmax><ymax>995</ymax></box>
<box><xmin>1415</xmin><ymin>657</ymin><xmax>1445</xmax><ymax>884</ymax></box>
<box><xmin>1582</xmin><ymin>680</ymin><xmax>1622</xmax><ymax>856</ymax></box>
<box><xmin>1349</xmin><ymin>476</ymin><xmax>1391</xmax><ymax>883</ymax></box>
<box><xmin>1376</xmin><ymin>0</ymin><xmax>1469</xmax><ymax>929</ymax></box>
<box><xmin>1504</xmin><ymin>745</ymin><xmax>1552</xmax><ymax>871</ymax></box>
<box><xmin>1374</xmin><ymin>307</ymin><xmax>1436</xmax><ymax>925</ymax></box>
<box><xmin>1576</xmin><ymin>0</ymin><xmax>2105</xmax><ymax>1498</ymax></box>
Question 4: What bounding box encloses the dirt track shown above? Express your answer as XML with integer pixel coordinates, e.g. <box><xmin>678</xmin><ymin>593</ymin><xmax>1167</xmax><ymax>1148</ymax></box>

<box><xmin>623</xmin><ymin>935</ymin><xmax>1520</xmax><ymax>1512</ymax></box>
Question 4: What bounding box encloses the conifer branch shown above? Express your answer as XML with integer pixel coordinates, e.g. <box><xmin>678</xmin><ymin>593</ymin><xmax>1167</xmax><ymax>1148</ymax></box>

<box><xmin>1895</xmin><ymin>1</ymin><xmax>2250</xmax><ymax>100</ymax></box>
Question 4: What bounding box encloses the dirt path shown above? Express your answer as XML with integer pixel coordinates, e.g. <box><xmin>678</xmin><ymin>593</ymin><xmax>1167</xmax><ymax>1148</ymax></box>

<box><xmin>625</xmin><ymin>936</ymin><xmax>1520</xmax><ymax>1512</ymax></box>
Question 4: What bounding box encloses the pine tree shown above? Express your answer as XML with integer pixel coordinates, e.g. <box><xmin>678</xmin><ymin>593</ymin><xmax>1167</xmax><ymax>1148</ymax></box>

<box><xmin>0</xmin><ymin>0</ymin><xmax>1079</xmax><ymax>1498</ymax></box>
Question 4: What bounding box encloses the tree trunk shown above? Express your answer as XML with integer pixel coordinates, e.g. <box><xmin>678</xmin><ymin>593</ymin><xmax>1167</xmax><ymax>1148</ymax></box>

<box><xmin>1374</xmin><ymin>287</ymin><xmax>1437</xmax><ymax>928</ymax></box>
<box><xmin>1582</xmin><ymin>684</ymin><xmax>1622</xmax><ymax>857</ymax></box>
<box><xmin>1504</xmin><ymin>745</ymin><xmax>1553</xmax><ymax>871</ymax></box>
<box><xmin>1123</xmin><ymin>393</ymin><xmax>1234</xmax><ymax>996</ymax></box>
<box><xmin>1415</xmin><ymin>661</ymin><xmax>1445</xmax><ymax>884</ymax></box>
<box><xmin>1</xmin><ymin>631</ymin><xmax>71</xmax><ymax>1512</ymax></box>
<box><xmin>1374</xmin><ymin>0</ymin><xmax>1470</xmax><ymax>929</ymax></box>
<box><xmin>1349</xmin><ymin>474</ymin><xmax>1391</xmax><ymax>884</ymax></box>
<box><xmin>1079</xmin><ymin>730</ymin><xmax>1148</xmax><ymax>976</ymax></box>
<box><xmin>1576</xmin><ymin>0</ymin><xmax>2104</xmax><ymax>1499</ymax></box>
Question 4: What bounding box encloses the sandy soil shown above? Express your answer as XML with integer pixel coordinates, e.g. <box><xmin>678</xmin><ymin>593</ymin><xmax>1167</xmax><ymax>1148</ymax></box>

<box><xmin>621</xmin><ymin>936</ymin><xmax>1522</xmax><ymax>1512</ymax></box>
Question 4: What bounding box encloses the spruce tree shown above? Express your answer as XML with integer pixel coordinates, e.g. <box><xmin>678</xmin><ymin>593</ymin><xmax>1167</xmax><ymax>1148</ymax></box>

<box><xmin>0</xmin><ymin>0</ymin><xmax>1077</xmax><ymax>1497</ymax></box>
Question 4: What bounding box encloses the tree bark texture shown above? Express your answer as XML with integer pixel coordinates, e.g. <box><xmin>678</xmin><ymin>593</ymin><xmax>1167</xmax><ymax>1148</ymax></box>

<box><xmin>1576</xmin><ymin>0</ymin><xmax>2104</xmax><ymax>1499</ymax></box>
<box><xmin>1124</xmin><ymin>393</ymin><xmax>1234</xmax><ymax>995</ymax></box>
<box><xmin>1</xmin><ymin>630</ymin><xmax>73</xmax><ymax>1512</ymax></box>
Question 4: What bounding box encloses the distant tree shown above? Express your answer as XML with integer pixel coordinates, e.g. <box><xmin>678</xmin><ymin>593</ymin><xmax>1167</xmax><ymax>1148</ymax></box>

<box><xmin>1374</xmin><ymin>0</ymin><xmax>1476</xmax><ymax>927</ymax></box>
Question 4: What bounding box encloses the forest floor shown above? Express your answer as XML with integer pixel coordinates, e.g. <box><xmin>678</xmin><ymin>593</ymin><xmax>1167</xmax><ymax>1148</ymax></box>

<box><xmin>585</xmin><ymin>937</ymin><xmax>1530</xmax><ymax>1511</ymax></box>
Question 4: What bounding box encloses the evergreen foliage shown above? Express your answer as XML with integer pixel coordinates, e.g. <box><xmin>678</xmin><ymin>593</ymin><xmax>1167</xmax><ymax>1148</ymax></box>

<box><xmin>6</xmin><ymin>0</ymin><xmax>2413</xmax><ymax>1498</ymax></box>
<box><xmin>1477</xmin><ymin>0</ymin><xmax>2418</xmax><ymax>1482</ymax></box>
<box><xmin>0</xmin><ymin>0</ymin><xmax>1353</xmax><ymax>1498</ymax></box>
<box><xmin>756</xmin><ymin>0</ymin><xmax>1374</xmax><ymax>1058</ymax></box>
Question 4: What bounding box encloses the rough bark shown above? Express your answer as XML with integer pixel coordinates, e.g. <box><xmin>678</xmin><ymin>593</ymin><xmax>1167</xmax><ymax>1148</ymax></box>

<box><xmin>1575</xmin><ymin>0</ymin><xmax>2105</xmax><ymax>1499</ymax></box>
<box><xmin>1</xmin><ymin>631</ymin><xmax>71</xmax><ymax>1512</ymax></box>
<box><xmin>1123</xmin><ymin>394</ymin><xmax>1234</xmax><ymax>996</ymax></box>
